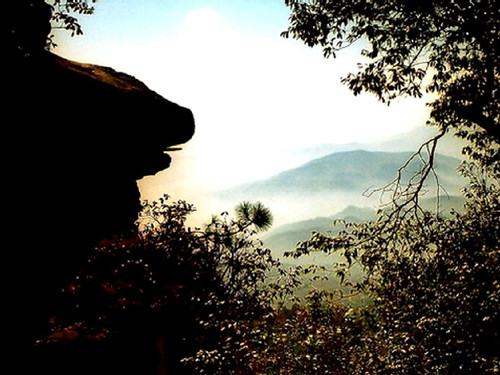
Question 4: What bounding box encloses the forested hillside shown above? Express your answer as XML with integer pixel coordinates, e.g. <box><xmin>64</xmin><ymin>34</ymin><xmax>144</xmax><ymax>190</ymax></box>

<box><xmin>219</xmin><ymin>150</ymin><xmax>462</xmax><ymax>197</ymax></box>
<box><xmin>262</xmin><ymin>194</ymin><xmax>465</xmax><ymax>260</ymax></box>
<box><xmin>212</xmin><ymin>150</ymin><xmax>465</xmax><ymax>226</ymax></box>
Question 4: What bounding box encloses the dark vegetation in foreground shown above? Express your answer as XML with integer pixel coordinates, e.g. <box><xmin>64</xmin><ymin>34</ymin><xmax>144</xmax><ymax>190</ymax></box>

<box><xmin>40</xmin><ymin>162</ymin><xmax>499</xmax><ymax>374</ymax></box>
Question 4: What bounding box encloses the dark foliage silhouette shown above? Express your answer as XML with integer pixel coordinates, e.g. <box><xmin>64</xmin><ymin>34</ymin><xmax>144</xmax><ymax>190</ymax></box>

<box><xmin>40</xmin><ymin>198</ymin><xmax>277</xmax><ymax>374</ymax></box>
<box><xmin>6</xmin><ymin>1</ymin><xmax>194</xmax><ymax>372</ymax></box>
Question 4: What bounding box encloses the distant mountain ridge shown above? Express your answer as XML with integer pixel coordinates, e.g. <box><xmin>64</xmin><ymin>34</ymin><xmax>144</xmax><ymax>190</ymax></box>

<box><xmin>276</xmin><ymin>125</ymin><xmax>465</xmax><ymax>171</ymax></box>
<box><xmin>261</xmin><ymin>205</ymin><xmax>377</xmax><ymax>256</ymax></box>
<box><xmin>262</xmin><ymin>195</ymin><xmax>465</xmax><ymax>259</ymax></box>
<box><xmin>208</xmin><ymin>149</ymin><xmax>466</xmax><ymax>227</ymax></box>
<box><xmin>207</xmin><ymin>148</ymin><xmax>467</xmax><ymax>264</ymax></box>
<box><xmin>216</xmin><ymin>150</ymin><xmax>464</xmax><ymax>200</ymax></box>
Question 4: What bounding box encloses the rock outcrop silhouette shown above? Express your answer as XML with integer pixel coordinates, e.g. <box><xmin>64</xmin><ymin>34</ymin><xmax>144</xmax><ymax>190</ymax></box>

<box><xmin>6</xmin><ymin>1</ymin><xmax>195</xmax><ymax>371</ymax></box>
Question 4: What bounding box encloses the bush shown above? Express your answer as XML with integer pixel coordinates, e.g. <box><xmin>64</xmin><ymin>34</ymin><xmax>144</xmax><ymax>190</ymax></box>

<box><xmin>41</xmin><ymin>197</ymin><xmax>279</xmax><ymax>374</ymax></box>
<box><xmin>286</xmin><ymin>164</ymin><xmax>500</xmax><ymax>374</ymax></box>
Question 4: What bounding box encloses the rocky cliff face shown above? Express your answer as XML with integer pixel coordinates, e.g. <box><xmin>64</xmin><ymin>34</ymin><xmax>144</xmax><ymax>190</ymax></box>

<box><xmin>6</xmin><ymin>1</ymin><xmax>195</xmax><ymax>366</ymax></box>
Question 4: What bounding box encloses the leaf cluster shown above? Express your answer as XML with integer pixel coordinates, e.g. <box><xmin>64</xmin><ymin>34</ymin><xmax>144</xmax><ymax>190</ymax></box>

<box><xmin>39</xmin><ymin>198</ymin><xmax>285</xmax><ymax>373</ymax></box>
<box><xmin>283</xmin><ymin>0</ymin><xmax>499</xmax><ymax>170</ymax></box>
<box><xmin>281</xmin><ymin>165</ymin><xmax>500</xmax><ymax>374</ymax></box>
<box><xmin>46</xmin><ymin>0</ymin><xmax>98</xmax><ymax>47</ymax></box>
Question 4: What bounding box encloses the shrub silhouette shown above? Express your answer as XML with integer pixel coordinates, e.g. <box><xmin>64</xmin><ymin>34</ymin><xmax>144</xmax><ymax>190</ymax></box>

<box><xmin>41</xmin><ymin>198</ymin><xmax>278</xmax><ymax>374</ymax></box>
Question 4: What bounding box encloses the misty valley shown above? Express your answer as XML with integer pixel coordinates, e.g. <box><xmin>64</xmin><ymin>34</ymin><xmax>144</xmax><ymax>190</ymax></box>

<box><xmin>193</xmin><ymin>148</ymin><xmax>467</xmax><ymax>302</ymax></box>
<box><xmin>208</xmin><ymin>149</ymin><xmax>465</xmax><ymax>255</ymax></box>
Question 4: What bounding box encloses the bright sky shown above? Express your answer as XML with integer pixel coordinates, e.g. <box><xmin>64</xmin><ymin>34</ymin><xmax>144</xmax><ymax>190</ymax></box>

<box><xmin>53</xmin><ymin>0</ymin><xmax>433</xmax><ymax>225</ymax></box>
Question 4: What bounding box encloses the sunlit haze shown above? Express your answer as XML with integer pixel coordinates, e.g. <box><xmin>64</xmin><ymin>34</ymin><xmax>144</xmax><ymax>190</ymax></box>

<box><xmin>54</xmin><ymin>0</ymin><xmax>445</xmax><ymax>227</ymax></box>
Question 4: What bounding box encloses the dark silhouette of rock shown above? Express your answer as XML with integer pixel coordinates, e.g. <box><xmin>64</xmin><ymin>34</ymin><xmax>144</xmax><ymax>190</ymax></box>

<box><xmin>5</xmin><ymin>1</ymin><xmax>195</xmax><ymax>372</ymax></box>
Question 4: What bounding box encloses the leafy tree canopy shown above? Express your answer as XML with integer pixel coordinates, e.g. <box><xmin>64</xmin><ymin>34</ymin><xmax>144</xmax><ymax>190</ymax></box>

<box><xmin>278</xmin><ymin>3</ymin><xmax>500</xmax><ymax>374</ymax></box>
<box><xmin>46</xmin><ymin>0</ymin><xmax>97</xmax><ymax>47</ymax></box>
<box><xmin>283</xmin><ymin>163</ymin><xmax>500</xmax><ymax>374</ymax></box>
<box><xmin>282</xmin><ymin>0</ymin><xmax>499</xmax><ymax>173</ymax></box>
<box><xmin>40</xmin><ymin>198</ymin><xmax>284</xmax><ymax>373</ymax></box>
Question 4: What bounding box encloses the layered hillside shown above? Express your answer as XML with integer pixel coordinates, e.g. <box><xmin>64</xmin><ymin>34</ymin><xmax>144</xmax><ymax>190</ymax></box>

<box><xmin>212</xmin><ymin>150</ymin><xmax>465</xmax><ymax>226</ymax></box>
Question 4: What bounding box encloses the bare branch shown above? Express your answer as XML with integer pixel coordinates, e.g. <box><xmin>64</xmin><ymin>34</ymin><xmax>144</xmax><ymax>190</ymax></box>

<box><xmin>365</xmin><ymin>129</ymin><xmax>446</xmax><ymax>213</ymax></box>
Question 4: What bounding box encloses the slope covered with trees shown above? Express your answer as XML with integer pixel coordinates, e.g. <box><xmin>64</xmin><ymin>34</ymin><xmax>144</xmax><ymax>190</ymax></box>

<box><xmin>219</xmin><ymin>150</ymin><xmax>463</xmax><ymax>197</ymax></box>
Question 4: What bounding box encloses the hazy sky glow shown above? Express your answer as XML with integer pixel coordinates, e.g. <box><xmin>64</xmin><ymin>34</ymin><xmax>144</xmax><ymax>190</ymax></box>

<box><xmin>54</xmin><ymin>0</ymin><xmax>435</xmax><ymax>225</ymax></box>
